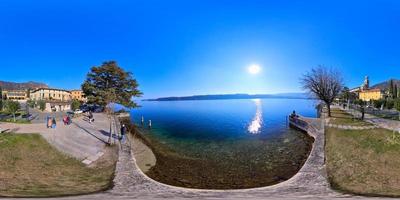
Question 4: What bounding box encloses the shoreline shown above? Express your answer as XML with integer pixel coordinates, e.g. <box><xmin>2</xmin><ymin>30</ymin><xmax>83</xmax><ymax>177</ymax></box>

<box><xmin>122</xmin><ymin>117</ymin><xmax>314</xmax><ymax>190</ymax></box>
<box><xmin>107</xmin><ymin>116</ymin><xmax>344</xmax><ymax>199</ymax></box>
<box><xmin>130</xmin><ymin>134</ymin><xmax>156</xmax><ymax>173</ymax></box>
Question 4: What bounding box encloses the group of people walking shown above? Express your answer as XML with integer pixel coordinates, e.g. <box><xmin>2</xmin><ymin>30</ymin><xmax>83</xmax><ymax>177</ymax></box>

<box><xmin>46</xmin><ymin>114</ymin><xmax>73</xmax><ymax>128</ymax></box>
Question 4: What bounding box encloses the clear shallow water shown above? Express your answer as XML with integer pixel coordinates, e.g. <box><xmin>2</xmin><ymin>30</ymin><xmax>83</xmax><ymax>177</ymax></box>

<box><xmin>129</xmin><ymin>98</ymin><xmax>317</xmax><ymax>188</ymax></box>
<box><xmin>131</xmin><ymin>98</ymin><xmax>316</xmax><ymax>140</ymax></box>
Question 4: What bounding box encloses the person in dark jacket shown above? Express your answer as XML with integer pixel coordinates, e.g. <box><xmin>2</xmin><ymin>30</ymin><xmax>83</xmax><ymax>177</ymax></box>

<box><xmin>361</xmin><ymin>106</ymin><xmax>365</xmax><ymax>120</ymax></box>
<box><xmin>67</xmin><ymin>115</ymin><xmax>72</xmax><ymax>125</ymax></box>
<box><xmin>120</xmin><ymin>124</ymin><xmax>127</xmax><ymax>142</ymax></box>
<box><xmin>52</xmin><ymin>117</ymin><xmax>57</xmax><ymax>129</ymax></box>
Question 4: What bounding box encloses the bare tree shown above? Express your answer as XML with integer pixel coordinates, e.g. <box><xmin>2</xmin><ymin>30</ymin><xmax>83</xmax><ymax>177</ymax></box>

<box><xmin>300</xmin><ymin>66</ymin><xmax>343</xmax><ymax>117</ymax></box>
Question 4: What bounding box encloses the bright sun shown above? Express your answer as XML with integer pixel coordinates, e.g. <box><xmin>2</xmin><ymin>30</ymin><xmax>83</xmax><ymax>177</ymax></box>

<box><xmin>248</xmin><ymin>64</ymin><xmax>261</xmax><ymax>74</ymax></box>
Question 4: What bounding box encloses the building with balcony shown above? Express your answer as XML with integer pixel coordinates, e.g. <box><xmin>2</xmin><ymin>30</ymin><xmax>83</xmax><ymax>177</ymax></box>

<box><xmin>30</xmin><ymin>88</ymin><xmax>71</xmax><ymax>101</ymax></box>
<box><xmin>2</xmin><ymin>90</ymin><xmax>28</xmax><ymax>100</ymax></box>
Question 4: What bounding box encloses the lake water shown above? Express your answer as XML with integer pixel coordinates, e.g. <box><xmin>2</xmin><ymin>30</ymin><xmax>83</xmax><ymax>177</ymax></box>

<box><xmin>129</xmin><ymin>98</ymin><xmax>317</xmax><ymax>189</ymax></box>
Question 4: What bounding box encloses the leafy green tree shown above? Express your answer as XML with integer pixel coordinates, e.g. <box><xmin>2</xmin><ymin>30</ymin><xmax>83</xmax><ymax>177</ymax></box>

<box><xmin>394</xmin><ymin>85</ymin><xmax>398</xmax><ymax>99</ymax></box>
<box><xmin>372</xmin><ymin>99</ymin><xmax>385</xmax><ymax>109</ymax></box>
<box><xmin>394</xmin><ymin>98</ymin><xmax>400</xmax><ymax>111</ymax></box>
<box><xmin>398</xmin><ymin>88</ymin><xmax>400</xmax><ymax>100</ymax></box>
<box><xmin>38</xmin><ymin>100</ymin><xmax>46</xmax><ymax>111</ymax></box>
<box><xmin>340</xmin><ymin>86</ymin><xmax>357</xmax><ymax>104</ymax></box>
<box><xmin>71</xmin><ymin>99</ymin><xmax>81</xmax><ymax>111</ymax></box>
<box><xmin>389</xmin><ymin>79</ymin><xmax>394</xmax><ymax>98</ymax></box>
<box><xmin>4</xmin><ymin>100</ymin><xmax>21</xmax><ymax>122</ymax></box>
<box><xmin>354</xmin><ymin>99</ymin><xmax>365</xmax><ymax>106</ymax></box>
<box><xmin>340</xmin><ymin>87</ymin><xmax>350</xmax><ymax>103</ymax></box>
<box><xmin>386</xmin><ymin>99</ymin><xmax>395</xmax><ymax>110</ymax></box>
<box><xmin>82</xmin><ymin>61</ymin><xmax>142</xmax><ymax>144</ymax></box>
<box><xmin>27</xmin><ymin>99</ymin><xmax>36</xmax><ymax>108</ymax></box>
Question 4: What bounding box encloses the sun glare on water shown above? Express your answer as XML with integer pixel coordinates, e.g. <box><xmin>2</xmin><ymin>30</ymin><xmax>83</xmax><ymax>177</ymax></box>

<box><xmin>248</xmin><ymin>64</ymin><xmax>261</xmax><ymax>74</ymax></box>
<box><xmin>248</xmin><ymin>99</ymin><xmax>263</xmax><ymax>134</ymax></box>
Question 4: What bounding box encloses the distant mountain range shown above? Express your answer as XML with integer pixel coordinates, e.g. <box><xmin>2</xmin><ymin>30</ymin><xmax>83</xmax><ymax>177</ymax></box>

<box><xmin>0</xmin><ymin>81</ymin><xmax>48</xmax><ymax>90</ymax></box>
<box><xmin>371</xmin><ymin>79</ymin><xmax>400</xmax><ymax>90</ymax></box>
<box><xmin>145</xmin><ymin>93</ymin><xmax>311</xmax><ymax>101</ymax></box>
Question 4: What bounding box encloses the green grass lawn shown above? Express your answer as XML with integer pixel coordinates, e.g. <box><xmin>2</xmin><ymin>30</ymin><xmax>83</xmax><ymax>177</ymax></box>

<box><xmin>0</xmin><ymin>133</ymin><xmax>117</xmax><ymax>197</ymax></box>
<box><xmin>329</xmin><ymin>108</ymin><xmax>372</xmax><ymax>126</ymax></box>
<box><xmin>326</xmin><ymin>127</ymin><xmax>400</xmax><ymax>196</ymax></box>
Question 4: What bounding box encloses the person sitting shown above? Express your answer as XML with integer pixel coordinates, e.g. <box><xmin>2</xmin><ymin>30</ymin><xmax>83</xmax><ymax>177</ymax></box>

<box><xmin>290</xmin><ymin>110</ymin><xmax>298</xmax><ymax>118</ymax></box>
<box><xmin>120</xmin><ymin>124</ymin><xmax>127</xmax><ymax>142</ymax></box>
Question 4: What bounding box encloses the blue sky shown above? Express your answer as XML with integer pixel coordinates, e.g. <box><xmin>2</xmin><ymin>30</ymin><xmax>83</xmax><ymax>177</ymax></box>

<box><xmin>1</xmin><ymin>0</ymin><xmax>400</xmax><ymax>98</ymax></box>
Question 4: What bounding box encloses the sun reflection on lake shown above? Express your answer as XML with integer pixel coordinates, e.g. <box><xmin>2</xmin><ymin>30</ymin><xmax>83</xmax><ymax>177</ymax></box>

<box><xmin>248</xmin><ymin>99</ymin><xmax>263</xmax><ymax>134</ymax></box>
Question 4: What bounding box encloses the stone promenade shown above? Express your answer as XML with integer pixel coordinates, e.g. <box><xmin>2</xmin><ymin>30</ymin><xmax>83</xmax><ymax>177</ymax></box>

<box><xmin>1</xmin><ymin>114</ymin><xmax>395</xmax><ymax>199</ymax></box>
<box><xmin>0</xmin><ymin>113</ymin><xmax>110</xmax><ymax>164</ymax></box>
<box><xmin>47</xmin><ymin>116</ymin><xmax>353</xmax><ymax>199</ymax></box>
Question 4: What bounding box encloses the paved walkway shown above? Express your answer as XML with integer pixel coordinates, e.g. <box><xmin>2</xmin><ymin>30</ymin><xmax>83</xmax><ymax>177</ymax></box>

<box><xmin>325</xmin><ymin>123</ymin><xmax>377</xmax><ymax>130</ymax></box>
<box><xmin>68</xmin><ymin>116</ymin><xmax>353</xmax><ymax>199</ymax></box>
<box><xmin>27</xmin><ymin>108</ymin><xmax>69</xmax><ymax>124</ymax></box>
<box><xmin>0</xmin><ymin>113</ymin><xmax>111</xmax><ymax>164</ymax></box>
<box><xmin>1</xmin><ymin>114</ymin><xmax>395</xmax><ymax>199</ymax></box>
<box><xmin>336</xmin><ymin>106</ymin><xmax>400</xmax><ymax>132</ymax></box>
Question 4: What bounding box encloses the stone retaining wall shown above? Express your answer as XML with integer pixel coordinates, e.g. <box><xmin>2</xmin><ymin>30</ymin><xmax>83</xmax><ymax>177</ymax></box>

<box><xmin>104</xmin><ymin>116</ymin><xmax>348</xmax><ymax>199</ymax></box>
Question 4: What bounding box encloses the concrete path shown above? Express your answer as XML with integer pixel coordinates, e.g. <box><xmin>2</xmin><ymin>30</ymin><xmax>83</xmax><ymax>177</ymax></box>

<box><xmin>73</xmin><ymin>116</ymin><xmax>352</xmax><ymax>199</ymax></box>
<box><xmin>27</xmin><ymin>108</ymin><xmax>68</xmax><ymax>124</ymax></box>
<box><xmin>0</xmin><ymin>114</ymin><xmax>394</xmax><ymax>199</ymax></box>
<box><xmin>0</xmin><ymin>113</ymin><xmax>111</xmax><ymax>164</ymax></box>
<box><xmin>325</xmin><ymin>123</ymin><xmax>377</xmax><ymax>130</ymax></box>
<box><xmin>337</xmin><ymin>106</ymin><xmax>400</xmax><ymax>132</ymax></box>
